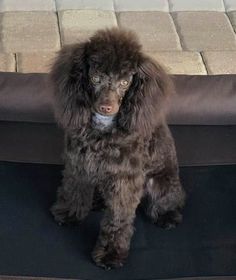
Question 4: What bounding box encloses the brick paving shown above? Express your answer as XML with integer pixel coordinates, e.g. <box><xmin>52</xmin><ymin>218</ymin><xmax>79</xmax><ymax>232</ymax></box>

<box><xmin>149</xmin><ymin>51</ymin><xmax>207</xmax><ymax>75</ymax></box>
<box><xmin>16</xmin><ymin>52</ymin><xmax>56</xmax><ymax>73</ymax></box>
<box><xmin>0</xmin><ymin>53</ymin><xmax>15</xmax><ymax>72</ymax></box>
<box><xmin>0</xmin><ymin>0</ymin><xmax>56</xmax><ymax>11</ymax></box>
<box><xmin>225</xmin><ymin>0</ymin><xmax>236</xmax><ymax>12</ymax></box>
<box><xmin>172</xmin><ymin>12</ymin><xmax>236</xmax><ymax>51</ymax></box>
<box><xmin>59</xmin><ymin>10</ymin><xmax>117</xmax><ymax>45</ymax></box>
<box><xmin>0</xmin><ymin>0</ymin><xmax>235</xmax><ymax>74</ymax></box>
<box><xmin>0</xmin><ymin>12</ymin><xmax>60</xmax><ymax>52</ymax></box>
<box><xmin>228</xmin><ymin>11</ymin><xmax>236</xmax><ymax>32</ymax></box>
<box><xmin>117</xmin><ymin>12</ymin><xmax>181</xmax><ymax>52</ymax></box>
<box><xmin>114</xmin><ymin>0</ymin><xmax>168</xmax><ymax>12</ymax></box>
<box><xmin>202</xmin><ymin>51</ymin><xmax>236</xmax><ymax>74</ymax></box>
<box><xmin>169</xmin><ymin>0</ymin><xmax>225</xmax><ymax>12</ymax></box>
<box><xmin>56</xmin><ymin>0</ymin><xmax>114</xmax><ymax>11</ymax></box>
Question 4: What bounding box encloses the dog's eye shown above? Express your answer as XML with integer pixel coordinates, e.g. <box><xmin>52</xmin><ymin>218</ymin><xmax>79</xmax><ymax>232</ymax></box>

<box><xmin>91</xmin><ymin>75</ymin><xmax>101</xmax><ymax>84</ymax></box>
<box><xmin>120</xmin><ymin>80</ymin><xmax>129</xmax><ymax>87</ymax></box>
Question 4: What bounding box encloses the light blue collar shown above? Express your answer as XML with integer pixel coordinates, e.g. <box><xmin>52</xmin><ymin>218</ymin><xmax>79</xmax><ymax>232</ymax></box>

<box><xmin>92</xmin><ymin>112</ymin><xmax>116</xmax><ymax>131</ymax></box>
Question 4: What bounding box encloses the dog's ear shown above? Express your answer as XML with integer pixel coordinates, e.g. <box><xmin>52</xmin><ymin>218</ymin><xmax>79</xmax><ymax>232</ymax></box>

<box><xmin>50</xmin><ymin>43</ymin><xmax>91</xmax><ymax>129</ymax></box>
<box><xmin>118</xmin><ymin>56</ymin><xmax>173</xmax><ymax>135</ymax></box>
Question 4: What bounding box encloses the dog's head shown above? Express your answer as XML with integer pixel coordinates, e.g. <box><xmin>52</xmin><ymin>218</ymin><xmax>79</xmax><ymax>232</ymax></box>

<box><xmin>50</xmin><ymin>28</ymin><xmax>173</xmax><ymax>135</ymax></box>
<box><xmin>86</xmin><ymin>29</ymin><xmax>140</xmax><ymax>117</ymax></box>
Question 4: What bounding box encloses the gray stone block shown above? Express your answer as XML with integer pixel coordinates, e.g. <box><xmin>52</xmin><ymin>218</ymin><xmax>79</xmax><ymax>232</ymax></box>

<box><xmin>0</xmin><ymin>0</ymin><xmax>56</xmax><ymax>11</ymax></box>
<box><xmin>0</xmin><ymin>53</ymin><xmax>15</xmax><ymax>71</ymax></box>
<box><xmin>114</xmin><ymin>0</ymin><xmax>168</xmax><ymax>12</ymax></box>
<box><xmin>202</xmin><ymin>51</ymin><xmax>236</xmax><ymax>74</ymax></box>
<box><xmin>59</xmin><ymin>10</ymin><xmax>117</xmax><ymax>45</ymax></box>
<box><xmin>224</xmin><ymin>0</ymin><xmax>236</xmax><ymax>12</ymax></box>
<box><xmin>117</xmin><ymin>12</ymin><xmax>181</xmax><ymax>52</ymax></box>
<box><xmin>148</xmin><ymin>51</ymin><xmax>207</xmax><ymax>74</ymax></box>
<box><xmin>0</xmin><ymin>12</ymin><xmax>60</xmax><ymax>52</ymax></box>
<box><xmin>16</xmin><ymin>52</ymin><xmax>56</xmax><ymax>73</ymax></box>
<box><xmin>169</xmin><ymin>0</ymin><xmax>225</xmax><ymax>12</ymax></box>
<box><xmin>172</xmin><ymin>12</ymin><xmax>236</xmax><ymax>51</ymax></box>
<box><xmin>56</xmin><ymin>0</ymin><xmax>114</xmax><ymax>11</ymax></box>
<box><xmin>228</xmin><ymin>11</ymin><xmax>236</xmax><ymax>32</ymax></box>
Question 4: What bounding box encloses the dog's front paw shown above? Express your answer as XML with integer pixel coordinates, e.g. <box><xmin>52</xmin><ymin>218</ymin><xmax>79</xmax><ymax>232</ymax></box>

<box><xmin>92</xmin><ymin>244</ymin><xmax>127</xmax><ymax>270</ymax></box>
<box><xmin>50</xmin><ymin>202</ymin><xmax>76</xmax><ymax>226</ymax></box>
<box><xmin>156</xmin><ymin>210</ymin><xmax>183</xmax><ymax>229</ymax></box>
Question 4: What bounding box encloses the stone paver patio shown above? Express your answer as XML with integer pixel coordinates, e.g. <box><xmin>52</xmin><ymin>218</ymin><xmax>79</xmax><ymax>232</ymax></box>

<box><xmin>0</xmin><ymin>0</ymin><xmax>236</xmax><ymax>74</ymax></box>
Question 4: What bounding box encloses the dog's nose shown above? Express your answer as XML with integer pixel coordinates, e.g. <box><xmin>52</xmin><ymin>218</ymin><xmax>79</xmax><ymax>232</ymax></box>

<box><xmin>100</xmin><ymin>105</ymin><xmax>113</xmax><ymax>114</ymax></box>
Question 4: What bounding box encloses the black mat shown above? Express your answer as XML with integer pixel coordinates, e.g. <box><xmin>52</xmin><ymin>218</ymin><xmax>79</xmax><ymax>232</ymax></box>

<box><xmin>0</xmin><ymin>162</ymin><xmax>236</xmax><ymax>280</ymax></box>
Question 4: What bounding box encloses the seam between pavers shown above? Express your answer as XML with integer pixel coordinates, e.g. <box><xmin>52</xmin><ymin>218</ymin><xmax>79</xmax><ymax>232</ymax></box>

<box><xmin>113</xmin><ymin>10</ymin><xmax>118</xmax><ymax>26</ymax></box>
<box><xmin>55</xmin><ymin>11</ymin><xmax>62</xmax><ymax>48</ymax></box>
<box><xmin>169</xmin><ymin>12</ymin><xmax>183</xmax><ymax>50</ymax></box>
<box><xmin>54</xmin><ymin>0</ymin><xmax>59</xmax><ymax>11</ymax></box>
<box><xmin>114</xmin><ymin>11</ymin><xmax>119</xmax><ymax>29</ymax></box>
<box><xmin>167</xmin><ymin>0</ymin><xmax>173</xmax><ymax>12</ymax></box>
<box><xmin>226</xmin><ymin>11</ymin><xmax>236</xmax><ymax>35</ymax></box>
<box><xmin>170</xmin><ymin>11</ymin><xmax>192</xmax><ymax>51</ymax></box>
<box><xmin>199</xmin><ymin>51</ymin><xmax>209</xmax><ymax>74</ymax></box>
<box><xmin>112</xmin><ymin>0</ymin><xmax>117</xmax><ymax>11</ymax></box>
<box><xmin>51</xmin><ymin>0</ymin><xmax>57</xmax><ymax>12</ymax></box>
<box><xmin>15</xmin><ymin>53</ymin><xmax>19</xmax><ymax>72</ymax></box>
<box><xmin>167</xmin><ymin>0</ymin><xmax>171</xmax><ymax>12</ymax></box>
<box><xmin>115</xmin><ymin>12</ymin><xmax>123</xmax><ymax>29</ymax></box>
<box><xmin>111</xmin><ymin>0</ymin><xmax>115</xmax><ymax>11</ymax></box>
<box><xmin>220</xmin><ymin>0</ymin><xmax>226</xmax><ymax>12</ymax></box>
<box><xmin>13</xmin><ymin>53</ymin><xmax>17</xmax><ymax>72</ymax></box>
<box><xmin>53</xmin><ymin>0</ymin><xmax>56</xmax><ymax>11</ymax></box>
<box><xmin>222</xmin><ymin>0</ymin><xmax>227</xmax><ymax>12</ymax></box>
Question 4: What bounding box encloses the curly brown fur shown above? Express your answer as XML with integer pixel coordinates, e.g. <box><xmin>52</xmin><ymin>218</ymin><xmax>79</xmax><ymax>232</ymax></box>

<box><xmin>50</xmin><ymin>28</ymin><xmax>186</xmax><ymax>269</ymax></box>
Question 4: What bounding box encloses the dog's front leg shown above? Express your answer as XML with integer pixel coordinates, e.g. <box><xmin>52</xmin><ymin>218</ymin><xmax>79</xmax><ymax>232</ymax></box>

<box><xmin>51</xmin><ymin>158</ymin><xmax>95</xmax><ymax>225</ymax></box>
<box><xmin>92</xmin><ymin>175</ymin><xmax>143</xmax><ymax>269</ymax></box>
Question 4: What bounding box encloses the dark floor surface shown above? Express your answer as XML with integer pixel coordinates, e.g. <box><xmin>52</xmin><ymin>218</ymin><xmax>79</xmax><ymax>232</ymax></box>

<box><xmin>0</xmin><ymin>162</ymin><xmax>235</xmax><ymax>280</ymax></box>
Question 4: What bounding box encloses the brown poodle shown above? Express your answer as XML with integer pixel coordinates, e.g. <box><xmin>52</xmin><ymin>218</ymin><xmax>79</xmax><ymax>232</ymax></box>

<box><xmin>50</xmin><ymin>28</ymin><xmax>185</xmax><ymax>269</ymax></box>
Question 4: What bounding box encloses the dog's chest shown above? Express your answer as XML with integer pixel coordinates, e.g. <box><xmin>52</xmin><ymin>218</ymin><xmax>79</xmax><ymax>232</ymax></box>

<box><xmin>77</xmin><ymin>141</ymin><xmax>122</xmax><ymax>172</ymax></box>
<box><xmin>70</xmin><ymin>134</ymin><xmax>143</xmax><ymax>177</ymax></box>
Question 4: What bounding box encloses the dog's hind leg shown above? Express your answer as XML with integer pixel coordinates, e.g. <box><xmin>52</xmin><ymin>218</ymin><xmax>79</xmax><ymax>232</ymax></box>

<box><xmin>144</xmin><ymin>168</ymin><xmax>185</xmax><ymax>229</ymax></box>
